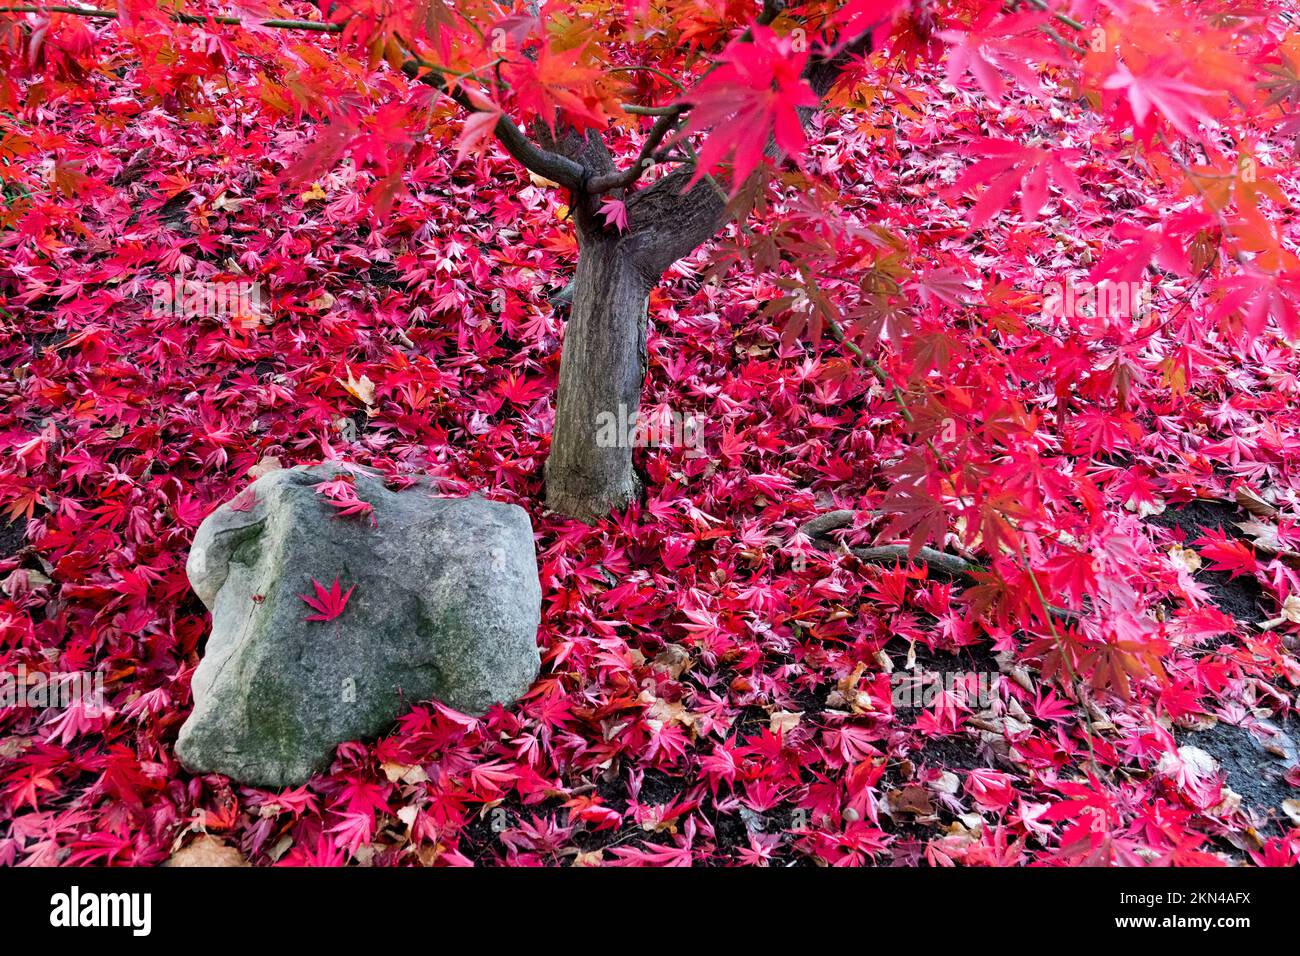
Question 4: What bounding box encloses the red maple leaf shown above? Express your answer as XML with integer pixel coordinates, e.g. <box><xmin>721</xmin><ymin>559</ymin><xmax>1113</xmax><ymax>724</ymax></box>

<box><xmin>315</xmin><ymin>476</ymin><xmax>376</xmax><ymax>524</ymax></box>
<box><xmin>299</xmin><ymin>577</ymin><xmax>356</xmax><ymax>623</ymax></box>
<box><xmin>950</xmin><ymin>137</ymin><xmax>1082</xmax><ymax>230</ymax></box>
<box><xmin>1040</xmin><ymin>549</ymin><xmax>1100</xmax><ymax>608</ymax></box>
<box><xmin>940</xmin><ymin>10</ymin><xmax>1062</xmax><ymax>101</ymax></box>
<box><xmin>835</xmin><ymin>0</ymin><xmax>912</xmax><ymax>37</ymax></box>
<box><xmin>1192</xmin><ymin>530</ymin><xmax>1258</xmax><ymax>580</ymax></box>
<box><xmin>227</xmin><ymin>487</ymin><xmax>259</xmax><ymax>513</ymax></box>
<box><xmin>1211</xmin><ymin>268</ymin><xmax>1300</xmax><ymax>340</ymax></box>
<box><xmin>454</xmin><ymin>88</ymin><xmax>504</xmax><ymax>165</ymax></box>
<box><xmin>680</xmin><ymin>27</ymin><xmax>818</xmax><ymax>189</ymax></box>
<box><xmin>1103</xmin><ymin>59</ymin><xmax>1213</xmax><ymax>140</ymax></box>
<box><xmin>503</xmin><ymin>43</ymin><xmax>608</xmax><ymax>132</ymax></box>
<box><xmin>879</xmin><ymin>470</ymin><xmax>949</xmax><ymax>556</ymax></box>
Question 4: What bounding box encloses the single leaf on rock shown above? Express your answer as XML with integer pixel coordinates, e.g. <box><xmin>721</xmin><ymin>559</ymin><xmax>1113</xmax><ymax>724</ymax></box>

<box><xmin>300</xmin><ymin>577</ymin><xmax>355</xmax><ymax>623</ymax></box>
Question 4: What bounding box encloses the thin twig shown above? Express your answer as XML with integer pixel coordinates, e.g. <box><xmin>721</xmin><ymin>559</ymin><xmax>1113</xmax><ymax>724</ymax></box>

<box><xmin>1022</xmin><ymin>0</ymin><xmax>1086</xmax><ymax>31</ymax></box>
<box><xmin>1018</xmin><ymin>540</ymin><xmax>1102</xmax><ymax>774</ymax></box>
<box><xmin>0</xmin><ymin>4</ymin><xmax>342</xmax><ymax>31</ymax></box>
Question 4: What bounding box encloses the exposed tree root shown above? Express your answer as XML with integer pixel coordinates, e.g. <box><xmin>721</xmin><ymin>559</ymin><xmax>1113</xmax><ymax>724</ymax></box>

<box><xmin>798</xmin><ymin>511</ymin><xmax>982</xmax><ymax>578</ymax></box>
<box><xmin>798</xmin><ymin>511</ymin><xmax>1081</xmax><ymax>621</ymax></box>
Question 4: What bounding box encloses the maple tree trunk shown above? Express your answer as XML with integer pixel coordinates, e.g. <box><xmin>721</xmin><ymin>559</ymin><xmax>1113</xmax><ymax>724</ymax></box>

<box><xmin>534</xmin><ymin>125</ymin><xmax>729</xmax><ymax>522</ymax></box>
<box><xmin>545</xmin><ymin>233</ymin><xmax>654</xmax><ymax>522</ymax></box>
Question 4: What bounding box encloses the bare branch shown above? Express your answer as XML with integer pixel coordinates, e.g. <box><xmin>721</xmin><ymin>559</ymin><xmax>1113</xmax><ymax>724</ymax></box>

<box><xmin>0</xmin><ymin>4</ymin><xmax>342</xmax><ymax>31</ymax></box>
<box><xmin>400</xmin><ymin>59</ymin><xmax>585</xmax><ymax>191</ymax></box>
<box><xmin>587</xmin><ymin>107</ymin><xmax>685</xmax><ymax>194</ymax></box>
<box><xmin>797</xmin><ymin>512</ymin><xmax>983</xmax><ymax>577</ymax></box>
<box><xmin>1021</xmin><ymin>0</ymin><xmax>1086</xmax><ymax>32</ymax></box>
<box><xmin>620</xmin><ymin>103</ymin><xmax>683</xmax><ymax>117</ymax></box>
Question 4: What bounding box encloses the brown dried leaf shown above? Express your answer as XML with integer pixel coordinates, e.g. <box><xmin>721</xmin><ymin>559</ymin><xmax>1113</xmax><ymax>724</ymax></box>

<box><xmin>167</xmin><ymin>835</ymin><xmax>248</xmax><ymax>867</ymax></box>
<box><xmin>652</xmin><ymin>643</ymin><xmax>692</xmax><ymax>679</ymax></box>
<box><xmin>247</xmin><ymin>455</ymin><xmax>283</xmax><ymax>479</ymax></box>
<box><xmin>769</xmin><ymin>710</ymin><xmax>803</xmax><ymax>735</ymax></box>
<box><xmin>1236</xmin><ymin>487</ymin><xmax>1279</xmax><ymax>519</ymax></box>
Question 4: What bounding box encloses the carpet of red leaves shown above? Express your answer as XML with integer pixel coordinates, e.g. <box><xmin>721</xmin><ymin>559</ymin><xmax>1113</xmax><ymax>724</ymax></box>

<box><xmin>2</xmin><ymin>52</ymin><xmax>1299</xmax><ymax>866</ymax></box>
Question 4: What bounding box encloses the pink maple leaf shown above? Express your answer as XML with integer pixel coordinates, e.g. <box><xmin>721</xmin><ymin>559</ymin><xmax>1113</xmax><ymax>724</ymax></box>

<box><xmin>599</xmin><ymin>197</ymin><xmax>628</xmax><ymax>233</ymax></box>
<box><xmin>315</xmin><ymin>476</ymin><xmax>376</xmax><ymax>524</ymax></box>
<box><xmin>228</xmin><ymin>487</ymin><xmax>259</xmax><ymax>512</ymax></box>
<box><xmin>1103</xmin><ymin>60</ymin><xmax>1213</xmax><ymax>139</ymax></box>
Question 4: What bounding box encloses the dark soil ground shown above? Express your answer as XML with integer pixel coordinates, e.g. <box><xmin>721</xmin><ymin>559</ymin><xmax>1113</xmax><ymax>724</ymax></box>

<box><xmin>1148</xmin><ymin>498</ymin><xmax>1268</xmax><ymax>624</ymax></box>
<box><xmin>1152</xmin><ymin>500</ymin><xmax>1297</xmax><ymax>840</ymax></box>
<box><xmin>0</xmin><ymin>520</ymin><xmax>25</xmax><ymax>561</ymax></box>
<box><xmin>1179</xmin><ymin>720</ymin><xmax>1299</xmax><ymax>835</ymax></box>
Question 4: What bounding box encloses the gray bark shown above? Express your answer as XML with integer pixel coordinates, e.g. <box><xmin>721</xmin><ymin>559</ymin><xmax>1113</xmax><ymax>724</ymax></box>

<box><xmin>538</xmin><ymin>128</ymin><xmax>731</xmax><ymax>521</ymax></box>
<box><xmin>544</xmin><ymin>232</ymin><xmax>654</xmax><ymax>521</ymax></box>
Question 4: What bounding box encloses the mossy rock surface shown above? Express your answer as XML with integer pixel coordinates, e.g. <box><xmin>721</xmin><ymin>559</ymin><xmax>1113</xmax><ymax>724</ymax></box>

<box><xmin>176</xmin><ymin>464</ymin><xmax>541</xmax><ymax>787</ymax></box>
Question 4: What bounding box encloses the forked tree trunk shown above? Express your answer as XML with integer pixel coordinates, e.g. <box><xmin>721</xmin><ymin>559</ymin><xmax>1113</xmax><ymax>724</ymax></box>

<box><xmin>424</xmin><ymin>38</ymin><xmax>869</xmax><ymax>522</ymax></box>
<box><xmin>544</xmin><ymin>233</ymin><xmax>654</xmax><ymax>522</ymax></box>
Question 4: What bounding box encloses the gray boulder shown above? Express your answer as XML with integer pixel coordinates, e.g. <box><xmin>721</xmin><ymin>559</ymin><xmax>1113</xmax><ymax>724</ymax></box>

<box><xmin>176</xmin><ymin>464</ymin><xmax>541</xmax><ymax>787</ymax></box>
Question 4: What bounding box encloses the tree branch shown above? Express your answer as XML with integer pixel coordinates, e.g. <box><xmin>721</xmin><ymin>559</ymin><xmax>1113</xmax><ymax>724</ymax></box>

<box><xmin>0</xmin><ymin>4</ymin><xmax>342</xmax><ymax>31</ymax></box>
<box><xmin>622</xmin><ymin>167</ymin><xmax>729</xmax><ymax>276</ymax></box>
<box><xmin>798</xmin><ymin>511</ymin><xmax>983</xmax><ymax>577</ymax></box>
<box><xmin>587</xmin><ymin>107</ymin><xmax>685</xmax><ymax>194</ymax></box>
<box><xmin>400</xmin><ymin>59</ymin><xmax>585</xmax><ymax>191</ymax></box>
<box><xmin>758</xmin><ymin>0</ymin><xmax>786</xmax><ymax>27</ymax></box>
